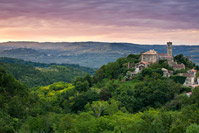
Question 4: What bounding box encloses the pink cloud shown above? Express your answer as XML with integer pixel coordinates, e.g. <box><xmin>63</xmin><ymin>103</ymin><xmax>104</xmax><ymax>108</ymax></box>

<box><xmin>0</xmin><ymin>0</ymin><xmax>198</xmax><ymax>44</ymax></box>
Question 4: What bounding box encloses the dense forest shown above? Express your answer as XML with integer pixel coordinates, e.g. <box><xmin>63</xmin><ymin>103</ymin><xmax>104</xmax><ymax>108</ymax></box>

<box><xmin>1</xmin><ymin>54</ymin><xmax>199</xmax><ymax>132</ymax></box>
<box><xmin>0</xmin><ymin>57</ymin><xmax>96</xmax><ymax>74</ymax></box>
<box><xmin>0</xmin><ymin>57</ymin><xmax>96</xmax><ymax>87</ymax></box>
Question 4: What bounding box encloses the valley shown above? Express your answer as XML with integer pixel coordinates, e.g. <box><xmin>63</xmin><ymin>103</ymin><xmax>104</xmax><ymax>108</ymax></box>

<box><xmin>0</xmin><ymin>41</ymin><xmax>199</xmax><ymax>68</ymax></box>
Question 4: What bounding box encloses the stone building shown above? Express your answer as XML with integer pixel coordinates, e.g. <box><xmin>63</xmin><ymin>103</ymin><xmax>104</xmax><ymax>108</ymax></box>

<box><xmin>141</xmin><ymin>42</ymin><xmax>174</xmax><ymax>64</ymax></box>
<box><xmin>140</xmin><ymin>49</ymin><xmax>158</xmax><ymax>64</ymax></box>
<box><xmin>187</xmin><ymin>69</ymin><xmax>197</xmax><ymax>77</ymax></box>
<box><xmin>161</xmin><ymin>68</ymin><xmax>173</xmax><ymax>77</ymax></box>
<box><xmin>183</xmin><ymin>74</ymin><xmax>195</xmax><ymax>87</ymax></box>
<box><xmin>139</xmin><ymin>42</ymin><xmax>186</xmax><ymax>70</ymax></box>
<box><xmin>127</xmin><ymin>62</ymin><xmax>134</xmax><ymax>69</ymax></box>
<box><xmin>167</xmin><ymin>42</ymin><xmax>172</xmax><ymax>57</ymax></box>
<box><xmin>178</xmin><ymin>69</ymin><xmax>198</xmax><ymax>87</ymax></box>
<box><xmin>126</xmin><ymin>61</ymin><xmax>148</xmax><ymax>77</ymax></box>
<box><xmin>172</xmin><ymin>64</ymin><xmax>186</xmax><ymax>70</ymax></box>
<box><xmin>158</xmin><ymin>53</ymin><xmax>168</xmax><ymax>60</ymax></box>
<box><xmin>136</xmin><ymin>61</ymin><xmax>149</xmax><ymax>71</ymax></box>
<box><xmin>158</xmin><ymin>42</ymin><xmax>173</xmax><ymax>60</ymax></box>
<box><xmin>197</xmin><ymin>77</ymin><xmax>199</xmax><ymax>84</ymax></box>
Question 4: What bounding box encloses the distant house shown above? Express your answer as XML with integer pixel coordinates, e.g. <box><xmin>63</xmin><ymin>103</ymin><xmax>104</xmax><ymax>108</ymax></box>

<box><xmin>141</xmin><ymin>49</ymin><xmax>159</xmax><ymax>64</ymax></box>
<box><xmin>172</xmin><ymin>64</ymin><xmax>185</xmax><ymax>71</ymax></box>
<box><xmin>168</xmin><ymin>60</ymin><xmax>176</xmax><ymax>67</ymax></box>
<box><xmin>191</xmin><ymin>84</ymin><xmax>199</xmax><ymax>88</ymax></box>
<box><xmin>128</xmin><ymin>61</ymin><xmax>148</xmax><ymax>70</ymax></box>
<box><xmin>186</xmin><ymin>92</ymin><xmax>192</xmax><ymax>97</ymax></box>
<box><xmin>136</xmin><ymin>61</ymin><xmax>149</xmax><ymax>70</ymax></box>
<box><xmin>158</xmin><ymin>53</ymin><xmax>168</xmax><ymax>60</ymax></box>
<box><xmin>187</xmin><ymin>69</ymin><xmax>197</xmax><ymax>77</ymax></box>
<box><xmin>161</xmin><ymin>68</ymin><xmax>173</xmax><ymax>77</ymax></box>
<box><xmin>126</xmin><ymin>71</ymin><xmax>137</xmax><ymax>78</ymax></box>
<box><xmin>126</xmin><ymin>61</ymin><xmax>149</xmax><ymax>80</ymax></box>
<box><xmin>164</xmin><ymin>56</ymin><xmax>174</xmax><ymax>62</ymax></box>
<box><xmin>127</xmin><ymin>62</ymin><xmax>134</xmax><ymax>69</ymax></box>
<box><xmin>182</xmin><ymin>73</ymin><xmax>195</xmax><ymax>87</ymax></box>
<box><xmin>126</xmin><ymin>42</ymin><xmax>189</xmax><ymax>82</ymax></box>
<box><xmin>197</xmin><ymin>77</ymin><xmax>199</xmax><ymax>84</ymax></box>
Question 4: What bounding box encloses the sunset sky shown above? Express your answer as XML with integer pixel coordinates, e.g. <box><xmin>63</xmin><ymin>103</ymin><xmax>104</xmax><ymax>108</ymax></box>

<box><xmin>0</xmin><ymin>0</ymin><xmax>199</xmax><ymax>45</ymax></box>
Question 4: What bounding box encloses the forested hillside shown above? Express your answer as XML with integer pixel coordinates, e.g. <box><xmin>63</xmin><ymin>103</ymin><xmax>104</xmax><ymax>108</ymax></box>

<box><xmin>0</xmin><ymin>58</ymin><xmax>95</xmax><ymax>87</ymax></box>
<box><xmin>0</xmin><ymin>42</ymin><xmax>199</xmax><ymax>68</ymax></box>
<box><xmin>1</xmin><ymin>54</ymin><xmax>199</xmax><ymax>132</ymax></box>
<box><xmin>0</xmin><ymin>57</ymin><xmax>96</xmax><ymax>74</ymax></box>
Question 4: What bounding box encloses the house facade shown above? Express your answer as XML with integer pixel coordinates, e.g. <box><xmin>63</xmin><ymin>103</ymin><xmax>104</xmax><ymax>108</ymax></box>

<box><xmin>140</xmin><ymin>49</ymin><xmax>159</xmax><ymax>64</ymax></box>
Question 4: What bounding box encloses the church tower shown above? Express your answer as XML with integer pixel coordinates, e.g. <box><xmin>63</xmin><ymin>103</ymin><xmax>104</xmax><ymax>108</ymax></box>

<box><xmin>167</xmin><ymin>42</ymin><xmax>172</xmax><ymax>57</ymax></box>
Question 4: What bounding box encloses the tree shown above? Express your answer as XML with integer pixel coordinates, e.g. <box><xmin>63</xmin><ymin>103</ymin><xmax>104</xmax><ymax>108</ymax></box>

<box><xmin>75</xmin><ymin>81</ymin><xmax>89</xmax><ymax>92</ymax></box>
<box><xmin>71</xmin><ymin>91</ymin><xmax>99</xmax><ymax>113</ymax></box>
<box><xmin>186</xmin><ymin>124</ymin><xmax>199</xmax><ymax>133</ymax></box>
<box><xmin>174</xmin><ymin>54</ymin><xmax>195</xmax><ymax>69</ymax></box>
<box><xmin>85</xmin><ymin>101</ymin><xmax>109</xmax><ymax>118</ymax></box>
<box><xmin>170</xmin><ymin>76</ymin><xmax>186</xmax><ymax>84</ymax></box>
<box><xmin>84</xmin><ymin>74</ymin><xmax>92</xmax><ymax>87</ymax></box>
<box><xmin>99</xmin><ymin>88</ymin><xmax>112</xmax><ymax>101</ymax></box>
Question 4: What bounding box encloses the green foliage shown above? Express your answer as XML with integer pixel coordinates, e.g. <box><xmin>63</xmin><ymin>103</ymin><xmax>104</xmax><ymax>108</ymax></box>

<box><xmin>0</xmin><ymin>57</ymin><xmax>96</xmax><ymax>74</ymax></box>
<box><xmin>186</xmin><ymin>124</ymin><xmax>199</xmax><ymax>133</ymax></box>
<box><xmin>0</xmin><ymin>62</ymin><xmax>88</xmax><ymax>88</ymax></box>
<box><xmin>93</xmin><ymin>54</ymin><xmax>140</xmax><ymax>83</ymax></box>
<box><xmin>173</xmin><ymin>69</ymin><xmax>187</xmax><ymax>75</ymax></box>
<box><xmin>71</xmin><ymin>91</ymin><xmax>99</xmax><ymax>113</ymax></box>
<box><xmin>132</xmin><ymin>79</ymin><xmax>181</xmax><ymax>112</ymax></box>
<box><xmin>151</xmin><ymin>61</ymin><xmax>173</xmax><ymax>70</ymax></box>
<box><xmin>139</xmin><ymin>62</ymin><xmax>173</xmax><ymax>80</ymax></box>
<box><xmin>164</xmin><ymin>94</ymin><xmax>190</xmax><ymax>110</ymax></box>
<box><xmin>174</xmin><ymin>54</ymin><xmax>195</xmax><ymax>69</ymax></box>
<box><xmin>75</xmin><ymin>81</ymin><xmax>89</xmax><ymax>92</ymax></box>
<box><xmin>1</xmin><ymin>53</ymin><xmax>199</xmax><ymax>132</ymax></box>
<box><xmin>170</xmin><ymin>75</ymin><xmax>186</xmax><ymax>84</ymax></box>
<box><xmin>0</xmin><ymin>67</ymin><xmax>29</xmax><ymax>132</ymax></box>
<box><xmin>99</xmin><ymin>88</ymin><xmax>112</xmax><ymax>101</ymax></box>
<box><xmin>0</xmin><ymin>57</ymin><xmax>96</xmax><ymax>88</ymax></box>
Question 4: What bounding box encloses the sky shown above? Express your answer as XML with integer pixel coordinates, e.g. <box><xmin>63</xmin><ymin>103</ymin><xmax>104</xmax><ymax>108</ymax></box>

<box><xmin>0</xmin><ymin>0</ymin><xmax>199</xmax><ymax>45</ymax></box>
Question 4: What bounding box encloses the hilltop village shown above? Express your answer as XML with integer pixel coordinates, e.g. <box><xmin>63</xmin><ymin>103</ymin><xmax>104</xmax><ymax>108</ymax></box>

<box><xmin>126</xmin><ymin>42</ymin><xmax>199</xmax><ymax>88</ymax></box>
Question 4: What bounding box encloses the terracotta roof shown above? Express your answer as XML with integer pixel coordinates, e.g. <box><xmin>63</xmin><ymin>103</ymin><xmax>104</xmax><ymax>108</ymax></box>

<box><xmin>142</xmin><ymin>49</ymin><xmax>157</xmax><ymax>55</ymax></box>
<box><xmin>140</xmin><ymin>61</ymin><xmax>148</xmax><ymax>64</ymax></box>
<box><xmin>158</xmin><ymin>53</ymin><xmax>168</xmax><ymax>56</ymax></box>
<box><xmin>191</xmin><ymin>84</ymin><xmax>199</xmax><ymax>88</ymax></box>
<box><xmin>164</xmin><ymin>56</ymin><xmax>173</xmax><ymax>59</ymax></box>
<box><xmin>189</xmin><ymin>69</ymin><xmax>197</xmax><ymax>73</ymax></box>
<box><xmin>187</xmin><ymin>92</ymin><xmax>192</xmax><ymax>95</ymax></box>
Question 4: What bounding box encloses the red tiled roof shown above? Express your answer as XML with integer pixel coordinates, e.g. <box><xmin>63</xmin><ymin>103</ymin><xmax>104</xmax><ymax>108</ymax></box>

<box><xmin>190</xmin><ymin>69</ymin><xmax>197</xmax><ymax>73</ymax></box>
<box><xmin>164</xmin><ymin>56</ymin><xmax>173</xmax><ymax>59</ymax></box>
<box><xmin>187</xmin><ymin>92</ymin><xmax>192</xmax><ymax>95</ymax></box>
<box><xmin>158</xmin><ymin>53</ymin><xmax>168</xmax><ymax>56</ymax></box>
<box><xmin>192</xmin><ymin>84</ymin><xmax>199</xmax><ymax>88</ymax></box>
<box><xmin>141</xmin><ymin>61</ymin><xmax>148</xmax><ymax>64</ymax></box>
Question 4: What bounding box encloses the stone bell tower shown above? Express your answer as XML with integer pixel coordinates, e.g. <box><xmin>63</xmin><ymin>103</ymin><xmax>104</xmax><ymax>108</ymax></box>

<box><xmin>167</xmin><ymin>42</ymin><xmax>172</xmax><ymax>57</ymax></box>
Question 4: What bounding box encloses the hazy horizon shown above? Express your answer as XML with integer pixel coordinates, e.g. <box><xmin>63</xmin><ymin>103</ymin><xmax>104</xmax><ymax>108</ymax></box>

<box><xmin>0</xmin><ymin>40</ymin><xmax>198</xmax><ymax>46</ymax></box>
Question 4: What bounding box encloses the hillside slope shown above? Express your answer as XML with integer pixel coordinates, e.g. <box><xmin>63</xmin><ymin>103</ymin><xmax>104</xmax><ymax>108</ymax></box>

<box><xmin>0</xmin><ymin>41</ymin><xmax>199</xmax><ymax>68</ymax></box>
<box><xmin>0</xmin><ymin>58</ymin><xmax>95</xmax><ymax>87</ymax></box>
<box><xmin>1</xmin><ymin>54</ymin><xmax>199</xmax><ymax>132</ymax></box>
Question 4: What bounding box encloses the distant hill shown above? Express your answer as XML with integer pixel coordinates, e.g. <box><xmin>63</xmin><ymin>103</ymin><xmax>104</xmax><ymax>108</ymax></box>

<box><xmin>0</xmin><ymin>41</ymin><xmax>199</xmax><ymax>68</ymax></box>
<box><xmin>0</xmin><ymin>57</ymin><xmax>96</xmax><ymax>87</ymax></box>
<box><xmin>0</xmin><ymin>57</ymin><xmax>96</xmax><ymax>74</ymax></box>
